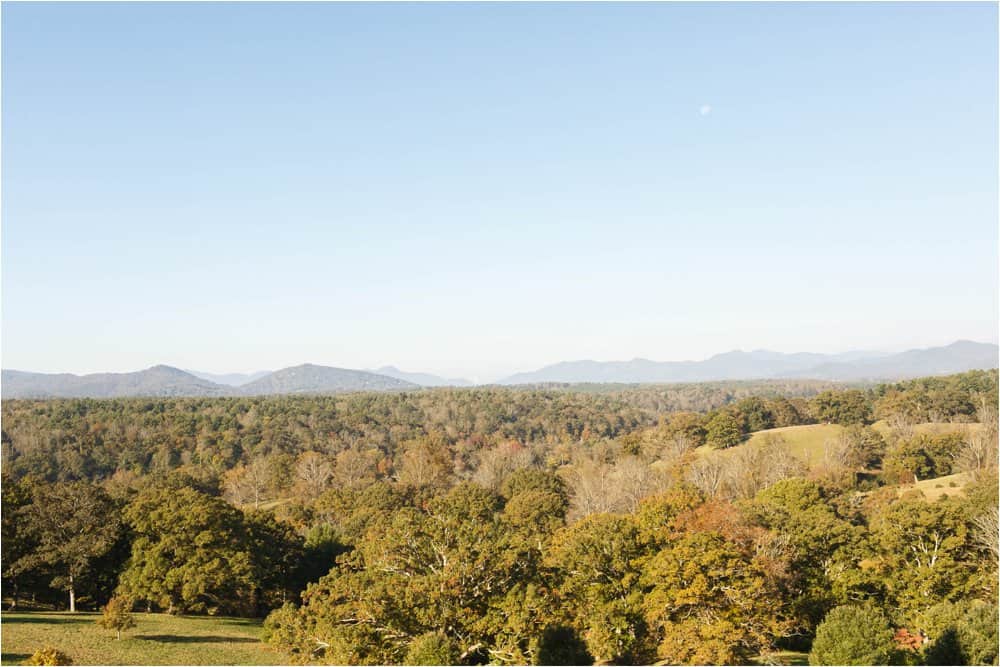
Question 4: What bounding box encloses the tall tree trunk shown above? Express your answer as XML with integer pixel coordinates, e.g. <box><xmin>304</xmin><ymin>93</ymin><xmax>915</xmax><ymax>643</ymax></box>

<box><xmin>69</xmin><ymin>574</ymin><xmax>76</xmax><ymax>613</ymax></box>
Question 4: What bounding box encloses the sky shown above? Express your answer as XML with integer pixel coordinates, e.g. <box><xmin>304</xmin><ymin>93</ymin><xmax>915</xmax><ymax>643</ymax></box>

<box><xmin>2</xmin><ymin>2</ymin><xmax>997</xmax><ymax>382</ymax></box>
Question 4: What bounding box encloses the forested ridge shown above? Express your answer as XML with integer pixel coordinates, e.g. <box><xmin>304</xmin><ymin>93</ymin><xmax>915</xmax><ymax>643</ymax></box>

<box><xmin>2</xmin><ymin>370</ymin><xmax>997</xmax><ymax>665</ymax></box>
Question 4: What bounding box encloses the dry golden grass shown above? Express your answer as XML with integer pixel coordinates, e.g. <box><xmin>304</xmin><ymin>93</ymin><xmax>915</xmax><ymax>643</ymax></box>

<box><xmin>695</xmin><ymin>423</ymin><xmax>845</xmax><ymax>469</ymax></box>
<box><xmin>894</xmin><ymin>471</ymin><xmax>973</xmax><ymax>501</ymax></box>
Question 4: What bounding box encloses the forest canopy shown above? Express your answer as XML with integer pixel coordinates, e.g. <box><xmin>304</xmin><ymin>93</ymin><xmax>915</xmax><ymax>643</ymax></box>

<box><xmin>2</xmin><ymin>370</ymin><xmax>997</xmax><ymax>665</ymax></box>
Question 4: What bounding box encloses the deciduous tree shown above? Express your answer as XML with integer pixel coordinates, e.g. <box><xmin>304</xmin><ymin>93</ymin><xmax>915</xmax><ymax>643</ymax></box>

<box><xmin>18</xmin><ymin>481</ymin><xmax>121</xmax><ymax>612</ymax></box>
<box><xmin>119</xmin><ymin>486</ymin><xmax>255</xmax><ymax>615</ymax></box>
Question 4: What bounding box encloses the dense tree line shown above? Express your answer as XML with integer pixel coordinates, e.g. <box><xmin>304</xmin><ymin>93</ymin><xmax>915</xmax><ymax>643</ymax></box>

<box><xmin>0</xmin><ymin>380</ymin><xmax>850</xmax><ymax>486</ymax></box>
<box><xmin>258</xmin><ymin>471</ymin><xmax>997</xmax><ymax>665</ymax></box>
<box><xmin>1</xmin><ymin>370</ymin><xmax>996</xmax><ymax>664</ymax></box>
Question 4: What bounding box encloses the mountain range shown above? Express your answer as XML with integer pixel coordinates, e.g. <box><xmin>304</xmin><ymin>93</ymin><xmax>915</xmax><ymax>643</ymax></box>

<box><xmin>497</xmin><ymin>340</ymin><xmax>998</xmax><ymax>384</ymax></box>
<box><xmin>2</xmin><ymin>341</ymin><xmax>996</xmax><ymax>399</ymax></box>
<box><xmin>0</xmin><ymin>365</ymin><xmax>234</xmax><ymax>399</ymax></box>
<box><xmin>0</xmin><ymin>364</ymin><xmax>417</xmax><ymax>399</ymax></box>
<box><xmin>373</xmin><ymin>366</ymin><xmax>473</xmax><ymax>387</ymax></box>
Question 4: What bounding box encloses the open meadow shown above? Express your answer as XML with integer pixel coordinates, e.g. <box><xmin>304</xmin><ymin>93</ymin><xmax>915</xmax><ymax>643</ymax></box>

<box><xmin>697</xmin><ymin>420</ymin><xmax>985</xmax><ymax>472</ymax></box>
<box><xmin>0</xmin><ymin>612</ymin><xmax>278</xmax><ymax>666</ymax></box>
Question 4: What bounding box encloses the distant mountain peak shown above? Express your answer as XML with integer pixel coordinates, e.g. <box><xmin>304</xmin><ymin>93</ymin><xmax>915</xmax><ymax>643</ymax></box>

<box><xmin>4</xmin><ymin>341</ymin><xmax>995</xmax><ymax>397</ymax></box>
<box><xmin>1</xmin><ymin>366</ymin><xmax>232</xmax><ymax>399</ymax></box>
<box><xmin>498</xmin><ymin>341</ymin><xmax>998</xmax><ymax>385</ymax></box>
<box><xmin>239</xmin><ymin>364</ymin><xmax>418</xmax><ymax>395</ymax></box>
<box><xmin>147</xmin><ymin>364</ymin><xmax>188</xmax><ymax>374</ymax></box>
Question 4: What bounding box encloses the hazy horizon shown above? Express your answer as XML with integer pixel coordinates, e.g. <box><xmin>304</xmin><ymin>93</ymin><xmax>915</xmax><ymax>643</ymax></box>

<box><xmin>3</xmin><ymin>337</ymin><xmax>997</xmax><ymax>385</ymax></box>
<box><xmin>3</xmin><ymin>3</ymin><xmax>997</xmax><ymax>382</ymax></box>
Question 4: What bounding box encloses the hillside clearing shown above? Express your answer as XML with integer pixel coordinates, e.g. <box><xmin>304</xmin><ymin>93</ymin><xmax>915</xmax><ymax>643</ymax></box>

<box><xmin>696</xmin><ymin>421</ymin><xmax>984</xmax><ymax>472</ymax></box>
<box><xmin>743</xmin><ymin>423</ymin><xmax>845</xmax><ymax>467</ymax></box>
<box><xmin>0</xmin><ymin>612</ymin><xmax>280</xmax><ymax>666</ymax></box>
<box><xmin>896</xmin><ymin>471</ymin><xmax>973</xmax><ymax>501</ymax></box>
<box><xmin>695</xmin><ymin>423</ymin><xmax>845</xmax><ymax>468</ymax></box>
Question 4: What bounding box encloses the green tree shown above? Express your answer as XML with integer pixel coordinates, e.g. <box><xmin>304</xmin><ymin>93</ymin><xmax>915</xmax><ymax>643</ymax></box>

<box><xmin>735</xmin><ymin>397</ymin><xmax>775</xmax><ymax>433</ymax></box>
<box><xmin>118</xmin><ymin>486</ymin><xmax>255</xmax><ymax>615</ymax></box>
<box><xmin>266</xmin><ymin>482</ymin><xmax>540</xmax><ymax>664</ymax></box>
<box><xmin>2</xmin><ymin>474</ymin><xmax>39</xmax><ymax>609</ymax></box>
<box><xmin>770</xmin><ymin>397</ymin><xmax>806</xmax><ymax>428</ymax></box>
<box><xmin>243</xmin><ymin>509</ymin><xmax>307</xmax><ymax>613</ymax></box>
<box><xmin>300</xmin><ymin>523</ymin><xmax>348</xmax><ymax>586</ymax></box>
<box><xmin>743</xmin><ymin>479</ymin><xmax>862</xmax><ymax>631</ymax></box>
<box><xmin>811</xmin><ymin>390</ymin><xmax>873</xmax><ymax>426</ymax></box>
<box><xmin>704</xmin><ymin>412</ymin><xmax>743</xmax><ymax>449</ymax></box>
<box><xmin>809</xmin><ymin>605</ymin><xmax>897</xmax><ymax>666</ymax></box>
<box><xmin>501</xmin><ymin>467</ymin><xmax>570</xmax><ymax>542</ymax></box>
<box><xmin>868</xmin><ymin>496</ymin><xmax>979</xmax><ymax>616</ymax></box>
<box><xmin>882</xmin><ymin>433</ymin><xmax>963</xmax><ymax>483</ymax></box>
<box><xmin>920</xmin><ymin>600</ymin><xmax>999</xmax><ymax>666</ymax></box>
<box><xmin>500</xmin><ymin>468</ymin><xmax>568</xmax><ymax>504</ymax></box>
<box><xmin>838</xmin><ymin>424</ymin><xmax>887</xmax><ymax>470</ymax></box>
<box><xmin>18</xmin><ymin>481</ymin><xmax>121</xmax><ymax>612</ymax></box>
<box><xmin>404</xmin><ymin>631</ymin><xmax>460</xmax><ymax>665</ymax></box>
<box><xmin>503</xmin><ymin>490</ymin><xmax>568</xmax><ymax>541</ymax></box>
<box><xmin>545</xmin><ymin>514</ymin><xmax>649</xmax><ymax>663</ymax></box>
<box><xmin>665</xmin><ymin>412</ymin><xmax>708</xmax><ymax>447</ymax></box>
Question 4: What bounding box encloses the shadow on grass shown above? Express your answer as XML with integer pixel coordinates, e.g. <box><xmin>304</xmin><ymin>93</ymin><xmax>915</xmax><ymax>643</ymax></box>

<box><xmin>137</xmin><ymin>634</ymin><xmax>259</xmax><ymax>644</ymax></box>
<box><xmin>1</xmin><ymin>615</ymin><xmax>92</xmax><ymax>625</ymax></box>
<box><xmin>215</xmin><ymin>617</ymin><xmax>260</xmax><ymax>626</ymax></box>
<box><xmin>1</xmin><ymin>653</ymin><xmax>32</xmax><ymax>664</ymax></box>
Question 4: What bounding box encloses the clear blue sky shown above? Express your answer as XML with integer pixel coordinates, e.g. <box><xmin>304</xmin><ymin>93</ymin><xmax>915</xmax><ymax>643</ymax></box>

<box><xmin>3</xmin><ymin>2</ymin><xmax>997</xmax><ymax>381</ymax></box>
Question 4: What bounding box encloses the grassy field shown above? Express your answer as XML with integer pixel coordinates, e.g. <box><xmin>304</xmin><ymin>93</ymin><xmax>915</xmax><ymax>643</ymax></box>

<box><xmin>896</xmin><ymin>471</ymin><xmax>972</xmax><ymax>501</ymax></box>
<box><xmin>695</xmin><ymin>423</ymin><xmax>845</xmax><ymax>469</ymax></box>
<box><xmin>743</xmin><ymin>423</ymin><xmax>845</xmax><ymax>467</ymax></box>
<box><xmin>697</xmin><ymin>421</ymin><xmax>983</xmax><ymax>472</ymax></box>
<box><xmin>0</xmin><ymin>612</ymin><xmax>283</xmax><ymax>666</ymax></box>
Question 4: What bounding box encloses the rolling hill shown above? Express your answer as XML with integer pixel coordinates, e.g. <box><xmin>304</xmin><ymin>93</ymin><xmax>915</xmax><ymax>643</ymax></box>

<box><xmin>1</xmin><ymin>366</ymin><xmax>233</xmax><ymax>399</ymax></box>
<box><xmin>239</xmin><ymin>364</ymin><xmax>418</xmax><ymax>395</ymax></box>
<box><xmin>785</xmin><ymin>340</ymin><xmax>999</xmax><ymax>381</ymax></box>
<box><xmin>2</xmin><ymin>364</ymin><xmax>419</xmax><ymax>398</ymax></box>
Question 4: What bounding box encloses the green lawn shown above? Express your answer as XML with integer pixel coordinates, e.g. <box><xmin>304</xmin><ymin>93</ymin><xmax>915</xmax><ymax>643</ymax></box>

<box><xmin>0</xmin><ymin>612</ymin><xmax>285</xmax><ymax>666</ymax></box>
